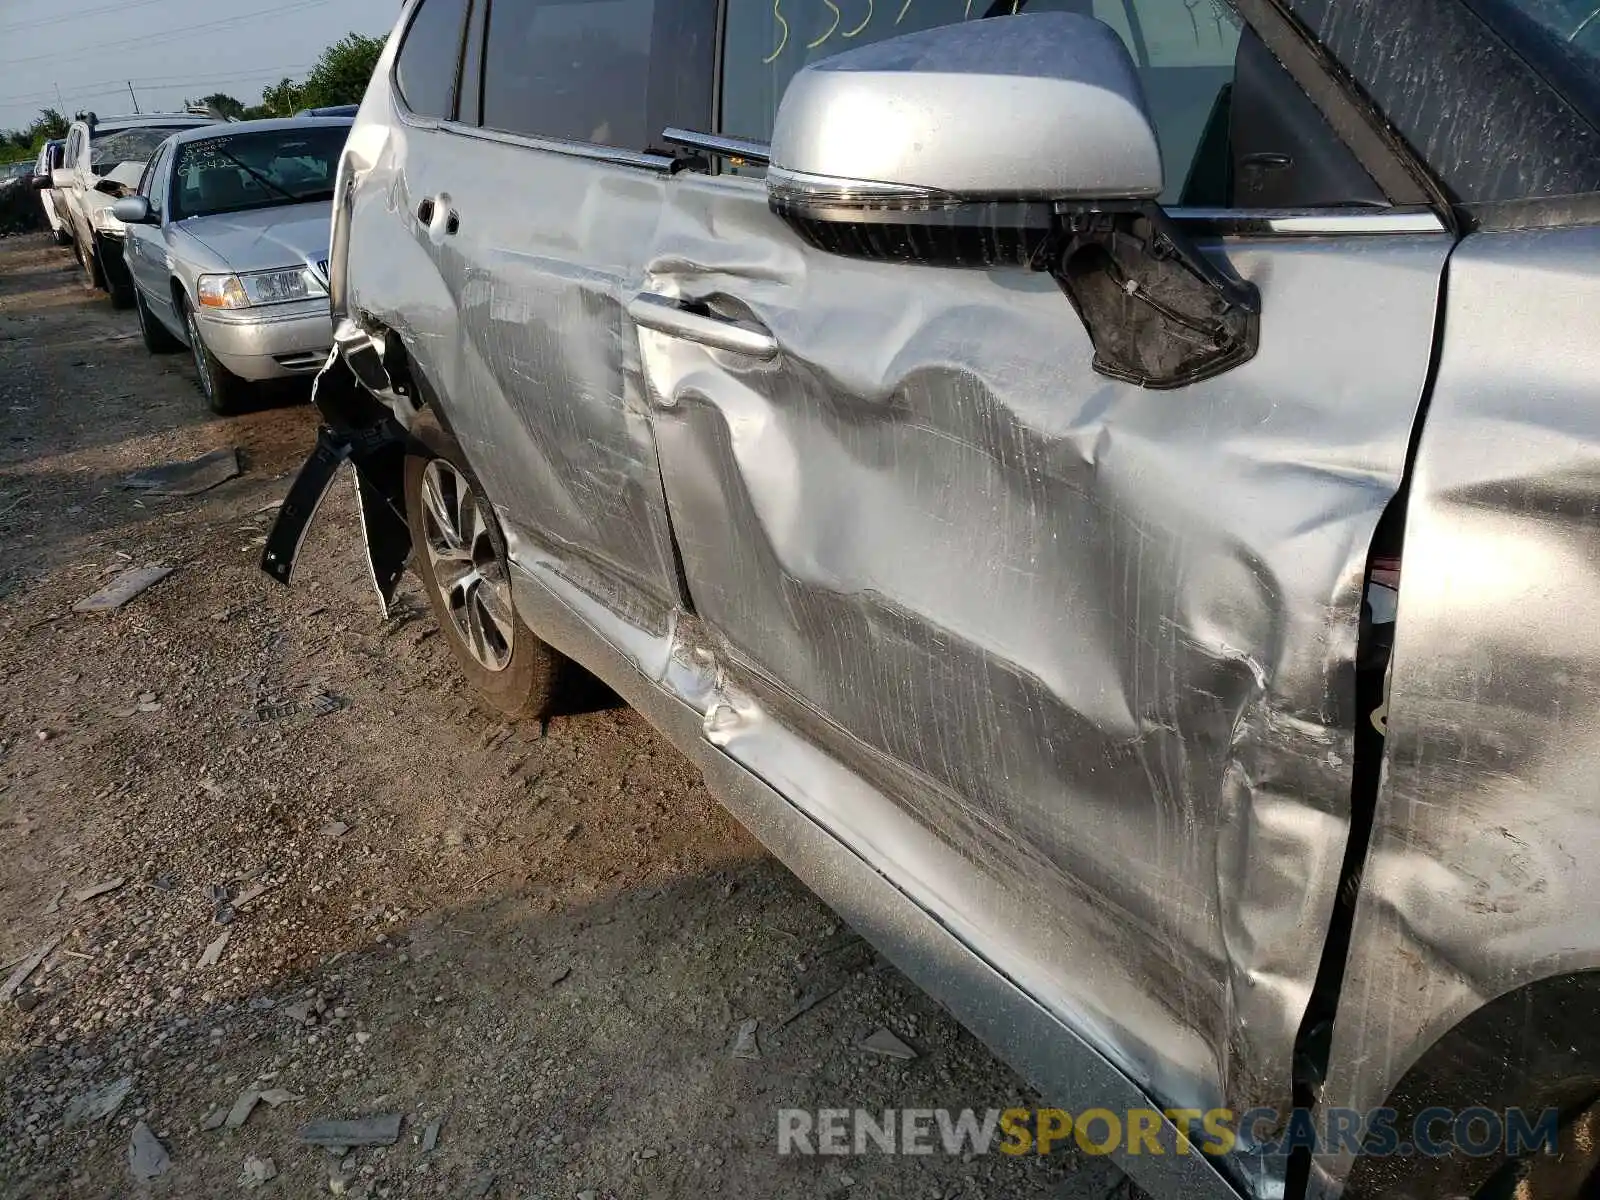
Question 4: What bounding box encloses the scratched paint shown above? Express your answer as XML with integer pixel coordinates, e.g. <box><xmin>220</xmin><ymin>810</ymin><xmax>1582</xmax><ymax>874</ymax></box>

<box><xmin>626</xmin><ymin>170</ymin><xmax>1448</xmax><ymax>1173</ymax></box>
<box><xmin>311</xmin><ymin>12</ymin><xmax>1579</xmax><ymax>1198</ymax></box>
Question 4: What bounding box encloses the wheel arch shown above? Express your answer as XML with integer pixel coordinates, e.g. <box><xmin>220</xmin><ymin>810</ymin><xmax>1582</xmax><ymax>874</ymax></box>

<box><xmin>1341</xmin><ymin>970</ymin><xmax>1600</xmax><ymax>1199</ymax></box>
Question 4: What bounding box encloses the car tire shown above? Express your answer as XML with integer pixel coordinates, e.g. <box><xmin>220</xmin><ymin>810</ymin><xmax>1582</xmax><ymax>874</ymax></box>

<box><xmin>181</xmin><ymin>297</ymin><xmax>251</xmax><ymax>415</ymax></box>
<box><xmin>135</xmin><ymin>290</ymin><xmax>183</xmax><ymax>354</ymax></box>
<box><xmin>96</xmin><ymin>233</ymin><xmax>134</xmax><ymax>309</ymax></box>
<box><xmin>403</xmin><ymin>427</ymin><xmax>565</xmax><ymax>719</ymax></box>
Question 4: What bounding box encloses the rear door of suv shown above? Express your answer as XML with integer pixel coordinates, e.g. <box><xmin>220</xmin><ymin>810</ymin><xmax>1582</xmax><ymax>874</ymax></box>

<box><xmin>345</xmin><ymin>0</ymin><xmax>715</xmax><ymax>624</ymax></box>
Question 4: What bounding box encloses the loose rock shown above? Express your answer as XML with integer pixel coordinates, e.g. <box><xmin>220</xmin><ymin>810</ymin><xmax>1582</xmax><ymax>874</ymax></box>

<box><xmin>72</xmin><ymin>876</ymin><xmax>126</xmax><ymax>904</ymax></box>
<box><xmin>297</xmin><ymin>1113</ymin><xmax>403</xmax><ymax>1148</ymax></box>
<box><xmin>197</xmin><ymin>929</ymin><xmax>231</xmax><ymax>969</ymax></box>
<box><xmin>858</xmin><ymin>1028</ymin><xmax>918</xmax><ymax>1060</ymax></box>
<box><xmin>63</xmin><ymin>1075</ymin><xmax>134</xmax><ymax>1129</ymax></box>
<box><xmin>240</xmin><ymin>1154</ymin><xmax>277</xmax><ymax>1189</ymax></box>
<box><xmin>1</xmin><ymin>935</ymin><xmax>61</xmax><ymax>1002</ymax></box>
<box><xmin>72</xmin><ymin>566</ymin><xmax>174</xmax><ymax>613</ymax></box>
<box><xmin>127</xmin><ymin>1121</ymin><xmax>170</xmax><ymax>1182</ymax></box>
<box><xmin>731</xmin><ymin>1018</ymin><xmax>761</xmax><ymax>1061</ymax></box>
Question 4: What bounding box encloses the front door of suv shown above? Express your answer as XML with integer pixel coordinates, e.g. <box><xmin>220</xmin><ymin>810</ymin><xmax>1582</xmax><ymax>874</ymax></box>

<box><xmin>638</xmin><ymin>0</ymin><xmax>1454</xmax><ymax>1149</ymax></box>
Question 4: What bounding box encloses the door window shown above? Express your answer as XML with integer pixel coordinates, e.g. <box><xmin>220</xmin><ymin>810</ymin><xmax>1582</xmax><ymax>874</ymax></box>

<box><xmin>394</xmin><ymin>0</ymin><xmax>472</xmax><ymax>119</ymax></box>
<box><xmin>721</xmin><ymin>0</ymin><xmax>1246</xmax><ymax>202</ymax></box>
<box><xmin>480</xmin><ymin>0</ymin><xmax>657</xmax><ymax>148</ymax></box>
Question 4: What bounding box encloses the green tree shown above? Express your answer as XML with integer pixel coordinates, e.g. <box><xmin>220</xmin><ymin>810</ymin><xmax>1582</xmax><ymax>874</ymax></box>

<box><xmin>260</xmin><ymin>76</ymin><xmax>306</xmax><ymax>117</ymax></box>
<box><xmin>195</xmin><ymin>92</ymin><xmax>246</xmax><ymax>120</ymax></box>
<box><xmin>33</xmin><ymin>109</ymin><xmax>68</xmax><ymax>141</ymax></box>
<box><xmin>299</xmin><ymin>33</ymin><xmax>383</xmax><ymax>109</ymax></box>
<box><xmin>0</xmin><ymin>110</ymin><xmax>68</xmax><ymax>159</ymax></box>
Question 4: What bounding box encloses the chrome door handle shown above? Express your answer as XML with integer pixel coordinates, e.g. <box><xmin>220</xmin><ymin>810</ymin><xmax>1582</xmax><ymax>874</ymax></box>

<box><xmin>627</xmin><ymin>293</ymin><xmax>777</xmax><ymax>360</ymax></box>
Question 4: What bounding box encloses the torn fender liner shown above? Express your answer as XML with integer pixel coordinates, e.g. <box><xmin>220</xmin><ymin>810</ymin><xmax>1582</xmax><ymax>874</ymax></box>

<box><xmin>260</xmin><ymin>425</ymin><xmax>351</xmax><ymax>587</ymax></box>
<box><xmin>261</xmin><ymin>354</ymin><xmax>410</xmax><ymax>612</ymax></box>
<box><xmin>352</xmin><ymin>437</ymin><xmax>410</xmax><ymax>615</ymax></box>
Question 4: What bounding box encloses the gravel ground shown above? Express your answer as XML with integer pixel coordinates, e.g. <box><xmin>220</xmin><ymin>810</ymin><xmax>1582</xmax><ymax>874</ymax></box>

<box><xmin>0</xmin><ymin>232</ymin><xmax>1141</xmax><ymax>1200</ymax></box>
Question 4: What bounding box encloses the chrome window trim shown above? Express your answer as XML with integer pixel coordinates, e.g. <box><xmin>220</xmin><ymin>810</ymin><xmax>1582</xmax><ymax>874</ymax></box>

<box><xmin>393</xmin><ymin>102</ymin><xmax>675</xmax><ymax>174</ymax></box>
<box><xmin>443</xmin><ymin>122</ymin><xmax>676</xmax><ymax>173</ymax></box>
<box><xmin>1168</xmin><ymin>207</ymin><xmax>1448</xmax><ymax>235</ymax></box>
<box><xmin>663</xmin><ymin>127</ymin><xmax>770</xmax><ymax>166</ymax></box>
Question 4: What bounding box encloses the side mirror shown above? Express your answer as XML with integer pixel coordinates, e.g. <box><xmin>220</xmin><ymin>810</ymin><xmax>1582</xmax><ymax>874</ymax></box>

<box><xmin>30</xmin><ymin>173</ymin><xmax>53</xmax><ymax>191</ymax></box>
<box><xmin>112</xmin><ymin>196</ymin><xmax>152</xmax><ymax>224</ymax></box>
<box><xmin>766</xmin><ymin>13</ymin><xmax>1260</xmax><ymax>389</ymax></box>
<box><xmin>771</xmin><ymin>13</ymin><xmax>1161</xmax><ymax>210</ymax></box>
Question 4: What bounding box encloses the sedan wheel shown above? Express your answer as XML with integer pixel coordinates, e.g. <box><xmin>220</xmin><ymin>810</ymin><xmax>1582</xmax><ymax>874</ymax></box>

<box><xmin>182</xmin><ymin>300</ymin><xmax>249</xmax><ymax>415</ymax></box>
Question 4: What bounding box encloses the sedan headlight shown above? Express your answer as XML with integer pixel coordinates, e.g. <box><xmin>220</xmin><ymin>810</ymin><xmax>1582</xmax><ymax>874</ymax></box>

<box><xmin>197</xmin><ymin>267</ymin><xmax>329</xmax><ymax>310</ymax></box>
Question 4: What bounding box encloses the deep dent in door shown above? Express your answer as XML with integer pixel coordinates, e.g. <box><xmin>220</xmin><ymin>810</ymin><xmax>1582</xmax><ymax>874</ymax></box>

<box><xmin>629</xmin><ymin>172</ymin><xmax>1452</xmax><ymax>1178</ymax></box>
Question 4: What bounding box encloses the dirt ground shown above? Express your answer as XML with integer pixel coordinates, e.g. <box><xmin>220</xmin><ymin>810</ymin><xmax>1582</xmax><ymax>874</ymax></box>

<box><xmin>0</xmin><ymin>232</ymin><xmax>1140</xmax><ymax>1200</ymax></box>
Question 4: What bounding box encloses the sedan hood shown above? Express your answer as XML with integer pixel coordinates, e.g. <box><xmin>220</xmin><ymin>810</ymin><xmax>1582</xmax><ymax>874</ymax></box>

<box><xmin>180</xmin><ymin>202</ymin><xmax>332</xmax><ymax>275</ymax></box>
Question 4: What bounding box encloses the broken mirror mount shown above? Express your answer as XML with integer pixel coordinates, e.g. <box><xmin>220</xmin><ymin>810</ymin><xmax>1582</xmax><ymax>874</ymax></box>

<box><xmin>760</xmin><ymin>11</ymin><xmax>1262</xmax><ymax>389</ymax></box>
<box><xmin>766</xmin><ymin>189</ymin><xmax>1261</xmax><ymax>389</ymax></box>
<box><xmin>1039</xmin><ymin>201</ymin><xmax>1260</xmax><ymax>389</ymax></box>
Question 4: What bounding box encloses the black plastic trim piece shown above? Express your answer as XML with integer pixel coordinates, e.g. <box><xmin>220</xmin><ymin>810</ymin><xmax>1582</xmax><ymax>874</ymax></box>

<box><xmin>1229</xmin><ymin>0</ymin><xmax>1445</xmax><ymax>219</ymax></box>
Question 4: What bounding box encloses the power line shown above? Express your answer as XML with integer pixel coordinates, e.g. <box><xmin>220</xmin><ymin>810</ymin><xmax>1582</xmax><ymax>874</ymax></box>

<box><xmin>0</xmin><ymin>0</ymin><xmax>331</xmax><ymax>68</ymax></box>
<box><xmin>0</xmin><ymin>64</ymin><xmax>312</xmax><ymax>108</ymax></box>
<box><xmin>0</xmin><ymin>0</ymin><xmax>183</xmax><ymax>35</ymax></box>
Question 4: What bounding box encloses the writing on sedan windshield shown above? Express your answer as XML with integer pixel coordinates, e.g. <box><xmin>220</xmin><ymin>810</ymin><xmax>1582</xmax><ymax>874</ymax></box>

<box><xmin>171</xmin><ymin>126</ymin><xmax>348</xmax><ymax>221</ymax></box>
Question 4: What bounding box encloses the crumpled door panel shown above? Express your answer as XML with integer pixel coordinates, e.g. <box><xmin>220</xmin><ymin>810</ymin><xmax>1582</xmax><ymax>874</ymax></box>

<box><xmin>638</xmin><ymin>174</ymin><xmax>1450</xmax><ymax>1136</ymax></box>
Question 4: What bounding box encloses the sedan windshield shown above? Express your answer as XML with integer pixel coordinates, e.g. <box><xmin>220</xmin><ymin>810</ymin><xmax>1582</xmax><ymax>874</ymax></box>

<box><xmin>89</xmin><ymin>126</ymin><xmax>194</xmax><ymax>175</ymax></box>
<box><xmin>171</xmin><ymin>126</ymin><xmax>348</xmax><ymax>221</ymax></box>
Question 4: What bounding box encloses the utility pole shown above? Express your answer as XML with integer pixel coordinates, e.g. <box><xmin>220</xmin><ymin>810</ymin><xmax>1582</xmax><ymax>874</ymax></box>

<box><xmin>126</xmin><ymin>81</ymin><xmax>141</xmax><ymax>113</ymax></box>
<box><xmin>53</xmin><ymin>82</ymin><xmax>66</xmax><ymax>113</ymax></box>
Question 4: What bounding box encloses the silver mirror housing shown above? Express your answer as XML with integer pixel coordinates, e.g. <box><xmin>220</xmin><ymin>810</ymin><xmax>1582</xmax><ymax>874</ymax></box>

<box><xmin>764</xmin><ymin>13</ymin><xmax>1261</xmax><ymax>390</ymax></box>
<box><xmin>111</xmin><ymin>196</ymin><xmax>152</xmax><ymax>225</ymax></box>
<box><xmin>769</xmin><ymin>13</ymin><xmax>1162</xmax><ymax>207</ymax></box>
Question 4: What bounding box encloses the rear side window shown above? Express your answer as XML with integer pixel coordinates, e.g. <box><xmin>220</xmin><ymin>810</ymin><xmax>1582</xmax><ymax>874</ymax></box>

<box><xmin>395</xmin><ymin>0</ymin><xmax>472</xmax><ymax>119</ymax></box>
<box><xmin>480</xmin><ymin>0</ymin><xmax>656</xmax><ymax>148</ymax></box>
<box><xmin>140</xmin><ymin>144</ymin><xmax>172</xmax><ymax>215</ymax></box>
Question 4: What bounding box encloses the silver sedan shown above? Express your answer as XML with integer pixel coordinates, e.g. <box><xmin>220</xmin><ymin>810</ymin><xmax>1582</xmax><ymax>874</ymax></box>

<box><xmin>113</xmin><ymin>117</ymin><xmax>351</xmax><ymax>413</ymax></box>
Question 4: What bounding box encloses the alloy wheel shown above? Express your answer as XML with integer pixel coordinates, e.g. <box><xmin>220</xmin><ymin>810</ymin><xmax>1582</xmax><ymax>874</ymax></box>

<box><xmin>418</xmin><ymin>458</ymin><xmax>515</xmax><ymax>673</ymax></box>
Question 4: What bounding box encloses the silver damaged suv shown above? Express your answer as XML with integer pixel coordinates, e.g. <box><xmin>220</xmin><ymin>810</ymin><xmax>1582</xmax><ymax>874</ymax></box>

<box><xmin>264</xmin><ymin>2</ymin><xmax>1600</xmax><ymax>1198</ymax></box>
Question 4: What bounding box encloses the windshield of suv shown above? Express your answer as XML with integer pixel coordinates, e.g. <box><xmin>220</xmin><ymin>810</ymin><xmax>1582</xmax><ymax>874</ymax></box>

<box><xmin>170</xmin><ymin>125</ymin><xmax>348</xmax><ymax>220</ymax></box>
<box><xmin>88</xmin><ymin>126</ymin><xmax>193</xmax><ymax>175</ymax></box>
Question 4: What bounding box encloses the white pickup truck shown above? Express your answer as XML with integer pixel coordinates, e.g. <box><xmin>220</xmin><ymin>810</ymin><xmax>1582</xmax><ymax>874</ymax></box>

<box><xmin>48</xmin><ymin>113</ymin><xmax>217</xmax><ymax>306</ymax></box>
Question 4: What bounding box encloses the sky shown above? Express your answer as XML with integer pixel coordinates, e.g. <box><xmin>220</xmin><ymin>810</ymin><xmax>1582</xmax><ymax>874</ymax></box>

<box><xmin>0</xmin><ymin>0</ymin><xmax>406</xmax><ymax>136</ymax></box>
